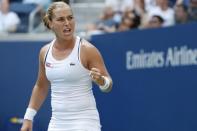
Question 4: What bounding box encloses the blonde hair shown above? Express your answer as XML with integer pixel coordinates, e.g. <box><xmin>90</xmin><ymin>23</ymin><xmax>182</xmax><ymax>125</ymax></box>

<box><xmin>42</xmin><ymin>1</ymin><xmax>71</xmax><ymax>29</ymax></box>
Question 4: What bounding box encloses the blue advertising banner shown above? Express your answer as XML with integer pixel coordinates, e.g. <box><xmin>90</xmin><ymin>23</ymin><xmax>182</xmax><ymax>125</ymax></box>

<box><xmin>91</xmin><ymin>22</ymin><xmax>197</xmax><ymax>131</ymax></box>
<box><xmin>0</xmin><ymin>41</ymin><xmax>50</xmax><ymax>131</ymax></box>
<box><xmin>0</xmin><ymin>22</ymin><xmax>197</xmax><ymax>131</ymax></box>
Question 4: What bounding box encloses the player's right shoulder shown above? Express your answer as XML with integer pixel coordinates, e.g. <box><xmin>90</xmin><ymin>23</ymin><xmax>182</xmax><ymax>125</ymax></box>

<box><xmin>39</xmin><ymin>43</ymin><xmax>51</xmax><ymax>62</ymax></box>
<box><xmin>39</xmin><ymin>43</ymin><xmax>50</xmax><ymax>57</ymax></box>
<box><xmin>40</xmin><ymin>43</ymin><xmax>50</xmax><ymax>54</ymax></box>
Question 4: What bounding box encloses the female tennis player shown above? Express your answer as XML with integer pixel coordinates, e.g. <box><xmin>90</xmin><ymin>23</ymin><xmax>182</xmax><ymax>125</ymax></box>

<box><xmin>20</xmin><ymin>1</ymin><xmax>113</xmax><ymax>131</ymax></box>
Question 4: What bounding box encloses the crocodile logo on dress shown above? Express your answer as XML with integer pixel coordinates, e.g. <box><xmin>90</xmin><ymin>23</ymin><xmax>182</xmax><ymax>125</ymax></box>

<box><xmin>70</xmin><ymin>62</ymin><xmax>75</xmax><ymax>66</ymax></box>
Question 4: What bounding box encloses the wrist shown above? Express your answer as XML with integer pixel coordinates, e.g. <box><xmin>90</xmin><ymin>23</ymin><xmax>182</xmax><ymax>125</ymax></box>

<box><xmin>24</xmin><ymin>108</ymin><xmax>37</xmax><ymax>121</ymax></box>
<box><xmin>99</xmin><ymin>76</ymin><xmax>111</xmax><ymax>92</ymax></box>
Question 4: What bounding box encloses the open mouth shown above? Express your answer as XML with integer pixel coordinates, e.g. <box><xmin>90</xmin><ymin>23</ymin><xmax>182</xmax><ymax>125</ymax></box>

<box><xmin>63</xmin><ymin>28</ymin><xmax>71</xmax><ymax>33</ymax></box>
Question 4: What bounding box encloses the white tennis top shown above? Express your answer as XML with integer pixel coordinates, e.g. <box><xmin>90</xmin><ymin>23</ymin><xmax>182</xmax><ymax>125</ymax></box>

<box><xmin>45</xmin><ymin>36</ymin><xmax>101</xmax><ymax>130</ymax></box>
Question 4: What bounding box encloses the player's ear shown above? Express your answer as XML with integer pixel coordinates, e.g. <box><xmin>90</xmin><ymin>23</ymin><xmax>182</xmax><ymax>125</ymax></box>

<box><xmin>49</xmin><ymin>21</ymin><xmax>53</xmax><ymax>29</ymax></box>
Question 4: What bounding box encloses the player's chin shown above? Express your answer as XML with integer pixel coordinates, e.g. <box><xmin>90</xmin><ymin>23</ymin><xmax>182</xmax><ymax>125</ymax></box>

<box><xmin>62</xmin><ymin>32</ymin><xmax>74</xmax><ymax>39</ymax></box>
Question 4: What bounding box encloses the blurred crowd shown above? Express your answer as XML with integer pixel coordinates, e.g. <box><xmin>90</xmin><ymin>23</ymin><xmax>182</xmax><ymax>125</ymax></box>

<box><xmin>0</xmin><ymin>0</ymin><xmax>69</xmax><ymax>33</ymax></box>
<box><xmin>86</xmin><ymin>0</ymin><xmax>197</xmax><ymax>37</ymax></box>
<box><xmin>0</xmin><ymin>0</ymin><xmax>196</xmax><ymax>35</ymax></box>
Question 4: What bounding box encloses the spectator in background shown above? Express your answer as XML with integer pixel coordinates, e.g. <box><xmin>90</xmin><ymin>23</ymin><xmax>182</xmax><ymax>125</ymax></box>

<box><xmin>146</xmin><ymin>15</ymin><xmax>164</xmax><ymax>28</ymax></box>
<box><xmin>105</xmin><ymin>0</ymin><xmax>135</xmax><ymax>26</ymax></box>
<box><xmin>96</xmin><ymin>6</ymin><xmax>116</xmax><ymax>30</ymax></box>
<box><xmin>86</xmin><ymin>6</ymin><xmax>116</xmax><ymax>37</ymax></box>
<box><xmin>133</xmin><ymin>0</ymin><xmax>150</xmax><ymax>27</ymax></box>
<box><xmin>188</xmin><ymin>0</ymin><xmax>197</xmax><ymax>21</ymax></box>
<box><xmin>117</xmin><ymin>10</ymin><xmax>141</xmax><ymax>31</ymax></box>
<box><xmin>0</xmin><ymin>0</ymin><xmax>20</xmax><ymax>33</ymax></box>
<box><xmin>133</xmin><ymin>0</ymin><xmax>146</xmax><ymax>16</ymax></box>
<box><xmin>174</xmin><ymin>4</ymin><xmax>189</xmax><ymax>24</ymax></box>
<box><xmin>147</xmin><ymin>0</ymin><xmax>175</xmax><ymax>27</ymax></box>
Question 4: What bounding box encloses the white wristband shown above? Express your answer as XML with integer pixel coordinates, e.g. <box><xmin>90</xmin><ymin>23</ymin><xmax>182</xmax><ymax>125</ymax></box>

<box><xmin>99</xmin><ymin>76</ymin><xmax>110</xmax><ymax>92</ymax></box>
<box><xmin>24</xmin><ymin>108</ymin><xmax>37</xmax><ymax>121</ymax></box>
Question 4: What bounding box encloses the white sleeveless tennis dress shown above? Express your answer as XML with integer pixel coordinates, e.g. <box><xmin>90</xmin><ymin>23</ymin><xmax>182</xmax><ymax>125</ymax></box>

<box><xmin>45</xmin><ymin>36</ymin><xmax>101</xmax><ymax>131</ymax></box>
